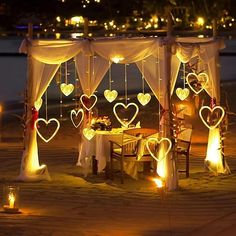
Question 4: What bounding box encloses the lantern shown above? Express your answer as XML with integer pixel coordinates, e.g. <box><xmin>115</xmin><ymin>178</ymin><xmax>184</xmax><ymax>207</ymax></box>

<box><xmin>2</xmin><ymin>186</ymin><xmax>20</xmax><ymax>213</ymax></box>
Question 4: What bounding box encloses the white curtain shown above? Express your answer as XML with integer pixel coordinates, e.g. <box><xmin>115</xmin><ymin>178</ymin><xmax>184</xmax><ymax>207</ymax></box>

<box><xmin>75</xmin><ymin>53</ymin><xmax>110</xmax><ymax>96</ymax></box>
<box><xmin>173</xmin><ymin>38</ymin><xmax>228</xmax><ymax>175</ymax></box>
<box><xmin>173</xmin><ymin>39</ymin><xmax>225</xmax><ymax>98</ymax></box>
<box><xmin>91</xmin><ymin>38</ymin><xmax>159</xmax><ymax>63</ymax></box>
<box><xmin>18</xmin><ymin>40</ymin><xmax>84</xmax><ymax>181</ymax></box>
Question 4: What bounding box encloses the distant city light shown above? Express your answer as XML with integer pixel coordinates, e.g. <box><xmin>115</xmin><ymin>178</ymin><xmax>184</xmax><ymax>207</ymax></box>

<box><xmin>56</xmin><ymin>16</ymin><xmax>61</xmax><ymax>23</ymax></box>
<box><xmin>197</xmin><ymin>17</ymin><xmax>205</xmax><ymax>27</ymax></box>
<box><xmin>70</xmin><ymin>16</ymin><xmax>84</xmax><ymax>25</ymax></box>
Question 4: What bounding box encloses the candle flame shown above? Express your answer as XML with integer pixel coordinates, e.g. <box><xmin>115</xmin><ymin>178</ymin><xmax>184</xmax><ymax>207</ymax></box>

<box><xmin>8</xmin><ymin>193</ymin><xmax>15</xmax><ymax>209</ymax></box>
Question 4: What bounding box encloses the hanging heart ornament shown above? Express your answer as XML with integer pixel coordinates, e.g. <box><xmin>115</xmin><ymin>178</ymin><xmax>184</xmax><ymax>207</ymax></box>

<box><xmin>83</xmin><ymin>128</ymin><xmax>96</xmax><ymax>140</ymax></box>
<box><xmin>199</xmin><ymin>105</ymin><xmax>225</xmax><ymax>130</ymax></box>
<box><xmin>34</xmin><ymin>98</ymin><xmax>43</xmax><ymax>111</ymax></box>
<box><xmin>186</xmin><ymin>72</ymin><xmax>209</xmax><ymax>94</ymax></box>
<box><xmin>104</xmin><ymin>89</ymin><xmax>118</xmax><ymax>103</ymax></box>
<box><xmin>70</xmin><ymin>109</ymin><xmax>84</xmax><ymax>128</ymax></box>
<box><xmin>113</xmin><ymin>102</ymin><xmax>139</xmax><ymax>128</ymax></box>
<box><xmin>146</xmin><ymin>137</ymin><xmax>172</xmax><ymax>162</ymax></box>
<box><xmin>175</xmin><ymin>88</ymin><xmax>190</xmax><ymax>101</ymax></box>
<box><xmin>35</xmin><ymin>118</ymin><xmax>60</xmax><ymax>143</ymax></box>
<box><xmin>80</xmin><ymin>94</ymin><xmax>97</xmax><ymax>111</ymax></box>
<box><xmin>60</xmin><ymin>83</ymin><xmax>74</xmax><ymax>96</ymax></box>
<box><xmin>137</xmin><ymin>93</ymin><xmax>151</xmax><ymax>106</ymax></box>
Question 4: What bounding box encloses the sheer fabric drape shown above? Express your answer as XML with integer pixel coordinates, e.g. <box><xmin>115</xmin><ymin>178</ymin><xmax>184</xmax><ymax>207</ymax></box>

<box><xmin>18</xmin><ymin>40</ymin><xmax>84</xmax><ymax>180</ymax></box>
<box><xmin>19</xmin><ymin>37</ymin><xmax>226</xmax><ymax>184</ymax></box>
<box><xmin>173</xmin><ymin>38</ymin><xmax>228</xmax><ymax>174</ymax></box>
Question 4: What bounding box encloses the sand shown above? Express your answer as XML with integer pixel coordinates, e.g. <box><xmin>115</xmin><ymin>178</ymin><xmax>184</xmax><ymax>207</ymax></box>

<box><xmin>0</xmin><ymin>82</ymin><xmax>236</xmax><ymax>235</ymax></box>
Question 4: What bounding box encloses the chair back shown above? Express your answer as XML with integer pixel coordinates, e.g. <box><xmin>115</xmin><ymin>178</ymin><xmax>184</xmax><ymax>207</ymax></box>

<box><xmin>177</xmin><ymin>127</ymin><xmax>192</xmax><ymax>151</ymax></box>
<box><xmin>122</xmin><ymin>128</ymin><xmax>158</xmax><ymax>156</ymax></box>
<box><xmin>178</xmin><ymin>128</ymin><xmax>192</xmax><ymax>142</ymax></box>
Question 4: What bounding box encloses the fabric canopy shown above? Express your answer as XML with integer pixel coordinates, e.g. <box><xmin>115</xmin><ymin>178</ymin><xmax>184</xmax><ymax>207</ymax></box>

<box><xmin>18</xmin><ymin>36</ymin><xmax>226</xmax><ymax>189</ymax></box>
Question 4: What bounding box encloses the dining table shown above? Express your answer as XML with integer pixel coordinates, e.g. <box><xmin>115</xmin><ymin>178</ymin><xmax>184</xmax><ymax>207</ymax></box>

<box><xmin>77</xmin><ymin>128</ymin><xmax>124</xmax><ymax>174</ymax></box>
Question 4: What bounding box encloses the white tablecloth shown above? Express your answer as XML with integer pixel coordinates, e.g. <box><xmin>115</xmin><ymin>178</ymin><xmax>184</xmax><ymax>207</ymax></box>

<box><xmin>77</xmin><ymin>129</ymin><xmax>123</xmax><ymax>172</ymax></box>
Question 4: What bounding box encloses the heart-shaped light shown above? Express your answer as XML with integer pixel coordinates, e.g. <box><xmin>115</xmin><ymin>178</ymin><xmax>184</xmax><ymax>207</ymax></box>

<box><xmin>186</xmin><ymin>72</ymin><xmax>209</xmax><ymax>94</ymax></box>
<box><xmin>80</xmin><ymin>94</ymin><xmax>97</xmax><ymax>111</ymax></box>
<box><xmin>35</xmin><ymin>118</ymin><xmax>60</xmax><ymax>143</ymax></box>
<box><xmin>104</xmin><ymin>89</ymin><xmax>118</xmax><ymax>103</ymax></box>
<box><xmin>137</xmin><ymin>93</ymin><xmax>151</xmax><ymax>106</ymax></box>
<box><xmin>34</xmin><ymin>98</ymin><xmax>43</xmax><ymax>111</ymax></box>
<box><xmin>60</xmin><ymin>83</ymin><xmax>74</xmax><ymax>96</ymax></box>
<box><xmin>83</xmin><ymin>128</ymin><xmax>96</xmax><ymax>140</ymax></box>
<box><xmin>146</xmin><ymin>137</ymin><xmax>172</xmax><ymax>162</ymax></box>
<box><xmin>113</xmin><ymin>102</ymin><xmax>139</xmax><ymax>128</ymax></box>
<box><xmin>175</xmin><ymin>88</ymin><xmax>190</xmax><ymax>101</ymax></box>
<box><xmin>70</xmin><ymin>109</ymin><xmax>84</xmax><ymax>128</ymax></box>
<box><xmin>199</xmin><ymin>105</ymin><xmax>225</xmax><ymax>130</ymax></box>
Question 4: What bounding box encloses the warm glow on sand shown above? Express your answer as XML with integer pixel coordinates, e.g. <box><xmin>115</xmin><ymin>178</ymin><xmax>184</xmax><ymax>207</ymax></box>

<box><xmin>153</xmin><ymin>177</ymin><xmax>164</xmax><ymax>188</ymax></box>
<box><xmin>156</xmin><ymin>143</ymin><xmax>167</xmax><ymax>178</ymax></box>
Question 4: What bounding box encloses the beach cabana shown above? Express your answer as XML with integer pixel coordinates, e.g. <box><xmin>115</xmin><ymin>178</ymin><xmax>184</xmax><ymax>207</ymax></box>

<box><xmin>19</xmin><ymin>36</ymin><xmax>229</xmax><ymax>190</ymax></box>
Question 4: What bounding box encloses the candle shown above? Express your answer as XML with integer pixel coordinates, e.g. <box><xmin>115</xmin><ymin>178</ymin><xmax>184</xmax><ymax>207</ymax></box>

<box><xmin>2</xmin><ymin>186</ymin><xmax>20</xmax><ymax>213</ymax></box>
<box><xmin>8</xmin><ymin>193</ymin><xmax>15</xmax><ymax>209</ymax></box>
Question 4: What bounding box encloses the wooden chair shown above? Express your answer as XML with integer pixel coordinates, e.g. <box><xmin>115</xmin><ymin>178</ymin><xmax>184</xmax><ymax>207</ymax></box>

<box><xmin>176</xmin><ymin>127</ymin><xmax>193</xmax><ymax>178</ymax></box>
<box><xmin>109</xmin><ymin>128</ymin><xmax>158</xmax><ymax>183</ymax></box>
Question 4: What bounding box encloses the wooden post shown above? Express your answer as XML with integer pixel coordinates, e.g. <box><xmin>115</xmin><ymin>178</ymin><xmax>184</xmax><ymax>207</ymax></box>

<box><xmin>166</xmin><ymin>7</ymin><xmax>173</xmax><ymax>38</ymax></box>
<box><xmin>213</xmin><ymin>19</ymin><xmax>217</xmax><ymax>38</ymax></box>
<box><xmin>27</xmin><ymin>22</ymin><xmax>33</xmax><ymax>39</ymax></box>
<box><xmin>165</xmin><ymin>7</ymin><xmax>178</xmax><ymax>190</ymax></box>
<box><xmin>84</xmin><ymin>17</ymin><xmax>89</xmax><ymax>37</ymax></box>
<box><xmin>23</xmin><ymin>23</ymin><xmax>33</xmax><ymax>150</ymax></box>
<box><xmin>0</xmin><ymin>104</ymin><xmax>2</xmax><ymax>142</ymax></box>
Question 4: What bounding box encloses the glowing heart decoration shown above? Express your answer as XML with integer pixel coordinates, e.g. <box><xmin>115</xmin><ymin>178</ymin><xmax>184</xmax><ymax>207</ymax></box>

<box><xmin>80</xmin><ymin>94</ymin><xmax>98</xmax><ymax>111</ymax></box>
<box><xmin>175</xmin><ymin>88</ymin><xmax>190</xmax><ymax>101</ymax></box>
<box><xmin>199</xmin><ymin>105</ymin><xmax>225</xmax><ymax>130</ymax></box>
<box><xmin>113</xmin><ymin>102</ymin><xmax>139</xmax><ymax>128</ymax></box>
<box><xmin>34</xmin><ymin>98</ymin><xmax>43</xmax><ymax>111</ymax></box>
<box><xmin>83</xmin><ymin>128</ymin><xmax>96</xmax><ymax>140</ymax></box>
<box><xmin>35</xmin><ymin>118</ymin><xmax>60</xmax><ymax>143</ymax></box>
<box><xmin>137</xmin><ymin>93</ymin><xmax>151</xmax><ymax>106</ymax></box>
<box><xmin>70</xmin><ymin>109</ymin><xmax>84</xmax><ymax>128</ymax></box>
<box><xmin>104</xmin><ymin>89</ymin><xmax>118</xmax><ymax>103</ymax></box>
<box><xmin>146</xmin><ymin>137</ymin><xmax>172</xmax><ymax>162</ymax></box>
<box><xmin>186</xmin><ymin>72</ymin><xmax>209</xmax><ymax>94</ymax></box>
<box><xmin>60</xmin><ymin>83</ymin><xmax>74</xmax><ymax>96</ymax></box>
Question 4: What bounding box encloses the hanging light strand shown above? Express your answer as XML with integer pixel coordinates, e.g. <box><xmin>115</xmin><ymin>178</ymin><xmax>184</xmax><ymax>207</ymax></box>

<box><xmin>157</xmin><ymin>48</ymin><xmax>162</xmax><ymax>135</ymax></box>
<box><xmin>183</xmin><ymin>63</ymin><xmax>186</xmax><ymax>89</ymax></box>
<box><xmin>65</xmin><ymin>61</ymin><xmax>68</xmax><ymax>84</ymax></box>
<box><xmin>88</xmin><ymin>55</ymin><xmax>92</xmax><ymax>124</ymax></box>
<box><xmin>109</xmin><ymin>60</ymin><xmax>112</xmax><ymax>90</ymax></box>
<box><xmin>142</xmin><ymin>60</ymin><xmax>145</xmax><ymax>94</ymax></box>
<box><xmin>125</xmin><ymin>64</ymin><xmax>128</xmax><ymax>105</ymax></box>
<box><xmin>74</xmin><ymin>60</ymin><xmax>78</xmax><ymax>109</ymax></box>
<box><xmin>59</xmin><ymin>65</ymin><xmax>63</xmax><ymax>118</ymax></box>
<box><xmin>45</xmin><ymin>89</ymin><xmax>48</xmax><ymax>121</ymax></box>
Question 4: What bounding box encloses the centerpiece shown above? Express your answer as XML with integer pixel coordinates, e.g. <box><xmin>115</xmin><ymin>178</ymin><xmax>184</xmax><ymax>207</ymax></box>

<box><xmin>91</xmin><ymin>116</ymin><xmax>112</xmax><ymax>131</ymax></box>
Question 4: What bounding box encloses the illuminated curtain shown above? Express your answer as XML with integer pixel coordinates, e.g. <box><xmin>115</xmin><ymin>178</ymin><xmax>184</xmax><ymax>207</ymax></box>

<box><xmin>18</xmin><ymin>40</ymin><xmax>84</xmax><ymax>181</ymax></box>
<box><xmin>173</xmin><ymin>38</ymin><xmax>229</xmax><ymax>174</ymax></box>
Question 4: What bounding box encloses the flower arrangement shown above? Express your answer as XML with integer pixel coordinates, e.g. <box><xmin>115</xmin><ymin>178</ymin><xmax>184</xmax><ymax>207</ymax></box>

<box><xmin>91</xmin><ymin>116</ymin><xmax>112</xmax><ymax>131</ymax></box>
